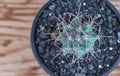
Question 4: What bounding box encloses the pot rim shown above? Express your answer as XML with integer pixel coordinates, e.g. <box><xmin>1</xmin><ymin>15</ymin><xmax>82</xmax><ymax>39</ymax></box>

<box><xmin>31</xmin><ymin>0</ymin><xmax>120</xmax><ymax>76</ymax></box>
<box><xmin>31</xmin><ymin>0</ymin><xmax>56</xmax><ymax>76</ymax></box>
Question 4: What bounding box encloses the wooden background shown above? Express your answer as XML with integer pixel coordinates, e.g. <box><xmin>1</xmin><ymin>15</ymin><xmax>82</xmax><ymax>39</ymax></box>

<box><xmin>0</xmin><ymin>0</ymin><xmax>120</xmax><ymax>76</ymax></box>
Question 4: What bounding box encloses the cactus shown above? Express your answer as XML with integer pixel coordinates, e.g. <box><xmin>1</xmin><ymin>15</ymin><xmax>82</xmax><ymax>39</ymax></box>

<box><xmin>55</xmin><ymin>15</ymin><xmax>98</xmax><ymax>58</ymax></box>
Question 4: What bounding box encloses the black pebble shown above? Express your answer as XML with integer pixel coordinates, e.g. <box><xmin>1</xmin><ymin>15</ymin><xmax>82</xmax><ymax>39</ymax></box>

<box><xmin>39</xmin><ymin>31</ymin><xmax>47</xmax><ymax>39</ymax></box>
<box><xmin>88</xmin><ymin>64</ymin><xmax>94</xmax><ymax>70</ymax></box>
<box><xmin>117</xmin><ymin>32</ymin><xmax>120</xmax><ymax>39</ymax></box>
<box><xmin>81</xmin><ymin>67</ymin><xmax>87</xmax><ymax>73</ymax></box>
<box><xmin>38</xmin><ymin>46</ymin><xmax>44</xmax><ymax>54</ymax></box>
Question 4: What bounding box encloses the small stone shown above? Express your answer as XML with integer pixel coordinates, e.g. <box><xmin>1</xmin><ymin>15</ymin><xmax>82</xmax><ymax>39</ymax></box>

<box><xmin>99</xmin><ymin>19</ymin><xmax>104</xmax><ymax>24</ymax></box>
<box><xmin>83</xmin><ymin>3</ymin><xmax>86</xmax><ymax>6</ymax></box>
<box><xmin>48</xmin><ymin>16</ymin><xmax>55</xmax><ymax>21</ymax></box>
<box><xmin>91</xmin><ymin>69</ymin><xmax>96</xmax><ymax>73</ymax></box>
<box><xmin>108</xmin><ymin>16</ymin><xmax>112</xmax><ymax>22</ymax></box>
<box><xmin>88</xmin><ymin>64</ymin><xmax>94</xmax><ymax>70</ymax></box>
<box><xmin>107</xmin><ymin>9</ymin><xmax>111</xmax><ymax>15</ymax></box>
<box><xmin>51</xmin><ymin>33</ymin><xmax>57</xmax><ymax>40</ymax></box>
<box><xmin>69</xmin><ymin>62</ymin><xmax>75</xmax><ymax>67</ymax></box>
<box><xmin>109</xmin><ymin>38</ymin><xmax>116</xmax><ymax>46</ymax></box>
<box><xmin>40</xmin><ymin>26</ymin><xmax>45</xmax><ymax>31</ymax></box>
<box><xmin>108</xmin><ymin>29</ymin><xmax>113</xmax><ymax>34</ymax></box>
<box><xmin>95</xmin><ymin>52</ymin><xmax>103</xmax><ymax>59</ymax></box>
<box><xmin>64</xmin><ymin>64</ymin><xmax>69</xmax><ymax>68</ymax></box>
<box><xmin>117</xmin><ymin>32</ymin><xmax>120</xmax><ymax>39</ymax></box>
<box><xmin>101</xmin><ymin>2</ymin><xmax>106</xmax><ymax>6</ymax></box>
<box><xmin>63</xmin><ymin>69</ymin><xmax>66</xmax><ymax>72</ymax></box>
<box><xmin>86</xmin><ymin>10</ymin><xmax>88</xmax><ymax>12</ymax></box>
<box><xmin>40</xmin><ymin>32</ymin><xmax>47</xmax><ymax>39</ymax></box>
<box><xmin>103</xmin><ymin>15</ymin><xmax>107</xmax><ymax>21</ymax></box>
<box><xmin>98</xmin><ymin>65</ymin><xmax>103</xmax><ymax>68</ymax></box>
<box><xmin>48</xmin><ymin>13</ymin><xmax>52</xmax><ymax>16</ymax></box>
<box><xmin>117</xmin><ymin>39</ymin><xmax>120</xmax><ymax>43</ymax></box>
<box><xmin>89</xmin><ymin>7</ymin><xmax>94</xmax><ymax>10</ymax></box>
<box><xmin>61</xmin><ymin>61</ymin><xmax>64</xmax><ymax>63</ymax></box>
<box><xmin>96</xmin><ymin>14</ymin><xmax>102</xmax><ymax>18</ymax></box>
<box><xmin>112</xmin><ymin>18</ymin><xmax>118</xmax><ymax>25</ymax></box>
<box><xmin>109</xmin><ymin>47</ymin><xmax>113</xmax><ymax>50</ymax></box>
<box><xmin>38</xmin><ymin>46</ymin><xmax>44</xmax><ymax>54</ymax></box>
<box><xmin>60</xmin><ymin>69</ymin><xmax>66</xmax><ymax>76</ymax></box>
<box><xmin>109</xmin><ymin>56</ymin><xmax>113</xmax><ymax>59</ymax></box>
<box><xmin>81</xmin><ymin>67</ymin><xmax>87</xmax><ymax>73</ymax></box>
<box><xmin>108</xmin><ymin>23</ymin><xmax>113</xmax><ymax>28</ymax></box>
<box><xmin>78</xmin><ymin>66</ymin><xmax>82</xmax><ymax>70</ymax></box>
<box><xmin>97</xmin><ymin>0</ymin><xmax>100</xmax><ymax>2</ymax></box>
<box><xmin>101</xmin><ymin>7</ymin><xmax>104</xmax><ymax>11</ymax></box>
<box><xmin>76</xmin><ymin>0</ymin><xmax>81</xmax><ymax>7</ymax></box>
<box><xmin>69</xmin><ymin>68</ymin><xmax>75</xmax><ymax>73</ymax></box>
<box><xmin>75</xmin><ymin>73</ymin><xmax>86</xmax><ymax>76</ymax></box>
<box><xmin>42</xmin><ymin>53</ymin><xmax>49</xmax><ymax>59</ymax></box>
<box><xmin>106</xmin><ymin>64</ymin><xmax>110</xmax><ymax>67</ymax></box>
<box><xmin>49</xmin><ymin>4</ymin><xmax>55</xmax><ymax>10</ymax></box>
<box><xmin>42</xmin><ymin>12</ymin><xmax>49</xmax><ymax>18</ymax></box>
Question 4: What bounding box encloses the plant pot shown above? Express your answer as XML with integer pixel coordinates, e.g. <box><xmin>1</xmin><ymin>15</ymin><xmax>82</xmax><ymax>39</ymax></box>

<box><xmin>31</xmin><ymin>0</ymin><xmax>120</xmax><ymax>76</ymax></box>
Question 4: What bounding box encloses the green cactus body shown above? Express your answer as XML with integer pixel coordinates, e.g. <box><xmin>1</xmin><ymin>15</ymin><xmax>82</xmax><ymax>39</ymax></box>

<box><xmin>58</xmin><ymin>17</ymin><xmax>98</xmax><ymax>58</ymax></box>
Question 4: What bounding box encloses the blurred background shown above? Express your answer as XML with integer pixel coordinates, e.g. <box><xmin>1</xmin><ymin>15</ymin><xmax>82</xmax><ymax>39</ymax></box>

<box><xmin>0</xmin><ymin>0</ymin><xmax>120</xmax><ymax>76</ymax></box>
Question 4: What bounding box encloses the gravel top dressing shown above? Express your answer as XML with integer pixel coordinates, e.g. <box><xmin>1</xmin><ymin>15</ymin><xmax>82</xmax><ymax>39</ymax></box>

<box><xmin>33</xmin><ymin>0</ymin><xmax>120</xmax><ymax>76</ymax></box>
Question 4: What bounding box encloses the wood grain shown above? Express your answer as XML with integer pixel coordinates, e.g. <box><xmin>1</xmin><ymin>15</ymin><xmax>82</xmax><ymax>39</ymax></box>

<box><xmin>0</xmin><ymin>0</ymin><xmax>119</xmax><ymax>76</ymax></box>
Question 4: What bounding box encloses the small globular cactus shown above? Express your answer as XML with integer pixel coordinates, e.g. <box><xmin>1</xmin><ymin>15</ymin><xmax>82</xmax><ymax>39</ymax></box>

<box><xmin>55</xmin><ymin>14</ymin><xmax>99</xmax><ymax>58</ymax></box>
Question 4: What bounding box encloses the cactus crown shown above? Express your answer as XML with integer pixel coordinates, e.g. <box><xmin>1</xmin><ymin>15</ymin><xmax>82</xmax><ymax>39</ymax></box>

<box><xmin>55</xmin><ymin>14</ymin><xmax>99</xmax><ymax>58</ymax></box>
<box><xmin>50</xmin><ymin>3</ymin><xmax>102</xmax><ymax>59</ymax></box>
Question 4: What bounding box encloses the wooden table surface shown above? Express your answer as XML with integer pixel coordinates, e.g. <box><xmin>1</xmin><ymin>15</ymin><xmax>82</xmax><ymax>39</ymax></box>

<box><xmin>0</xmin><ymin>0</ymin><xmax>120</xmax><ymax>76</ymax></box>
